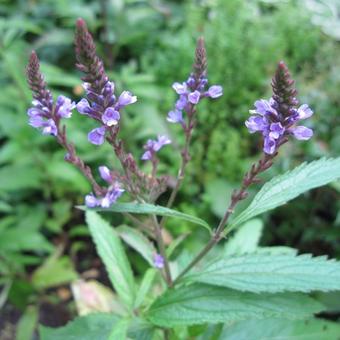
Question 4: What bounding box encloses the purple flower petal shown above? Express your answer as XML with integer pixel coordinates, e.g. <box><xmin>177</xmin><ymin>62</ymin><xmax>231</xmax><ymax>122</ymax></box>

<box><xmin>141</xmin><ymin>150</ymin><xmax>152</xmax><ymax>161</ymax></box>
<box><xmin>99</xmin><ymin>166</ymin><xmax>112</xmax><ymax>183</ymax></box>
<box><xmin>188</xmin><ymin>90</ymin><xmax>200</xmax><ymax>104</ymax></box>
<box><xmin>77</xmin><ymin>98</ymin><xmax>92</xmax><ymax>115</ymax></box>
<box><xmin>291</xmin><ymin>126</ymin><xmax>313</xmax><ymax>140</ymax></box>
<box><xmin>101</xmin><ymin>186</ymin><xmax>124</xmax><ymax>208</ymax></box>
<box><xmin>117</xmin><ymin>91</ymin><xmax>137</xmax><ymax>106</ymax></box>
<box><xmin>245</xmin><ymin>116</ymin><xmax>268</xmax><ymax>133</ymax></box>
<box><xmin>175</xmin><ymin>95</ymin><xmax>187</xmax><ymax>110</ymax></box>
<box><xmin>297</xmin><ymin>104</ymin><xmax>313</xmax><ymax>120</ymax></box>
<box><xmin>207</xmin><ymin>85</ymin><xmax>223</xmax><ymax>98</ymax></box>
<box><xmin>269</xmin><ymin>122</ymin><xmax>285</xmax><ymax>139</ymax></box>
<box><xmin>172</xmin><ymin>82</ymin><xmax>188</xmax><ymax>95</ymax></box>
<box><xmin>167</xmin><ymin>110</ymin><xmax>183</xmax><ymax>124</ymax></box>
<box><xmin>41</xmin><ymin>119</ymin><xmax>57</xmax><ymax>136</ymax></box>
<box><xmin>254</xmin><ymin>99</ymin><xmax>277</xmax><ymax>116</ymax></box>
<box><xmin>102</xmin><ymin>107</ymin><xmax>120</xmax><ymax>126</ymax></box>
<box><xmin>153</xmin><ymin>253</ymin><xmax>164</xmax><ymax>269</ymax></box>
<box><xmin>29</xmin><ymin>116</ymin><xmax>44</xmax><ymax>128</ymax></box>
<box><xmin>85</xmin><ymin>193</ymin><xmax>99</xmax><ymax>208</ymax></box>
<box><xmin>27</xmin><ymin>108</ymin><xmax>43</xmax><ymax>117</ymax></box>
<box><xmin>56</xmin><ymin>95</ymin><xmax>75</xmax><ymax>118</ymax></box>
<box><xmin>263</xmin><ymin>137</ymin><xmax>277</xmax><ymax>154</ymax></box>
<box><xmin>154</xmin><ymin>135</ymin><xmax>171</xmax><ymax>151</ymax></box>
<box><xmin>88</xmin><ymin>126</ymin><xmax>106</xmax><ymax>145</ymax></box>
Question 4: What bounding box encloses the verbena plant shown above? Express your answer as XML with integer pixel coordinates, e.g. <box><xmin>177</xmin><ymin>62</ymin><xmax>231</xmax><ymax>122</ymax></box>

<box><xmin>26</xmin><ymin>19</ymin><xmax>340</xmax><ymax>340</ymax></box>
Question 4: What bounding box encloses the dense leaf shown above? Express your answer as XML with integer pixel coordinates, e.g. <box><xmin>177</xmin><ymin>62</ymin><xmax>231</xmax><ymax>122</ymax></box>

<box><xmin>117</xmin><ymin>225</ymin><xmax>156</xmax><ymax>266</ymax></box>
<box><xmin>185</xmin><ymin>253</ymin><xmax>340</xmax><ymax>293</ymax></box>
<box><xmin>79</xmin><ymin>203</ymin><xmax>211</xmax><ymax>232</ymax></box>
<box><xmin>230</xmin><ymin>158</ymin><xmax>340</xmax><ymax>229</ymax></box>
<box><xmin>146</xmin><ymin>284</ymin><xmax>323</xmax><ymax>327</ymax></box>
<box><xmin>86</xmin><ymin>211</ymin><xmax>136</xmax><ymax>309</ymax></box>
<box><xmin>40</xmin><ymin>313</ymin><xmax>119</xmax><ymax>340</ymax></box>
<box><xmin>220</xmin><ymin>317</ymin><xmax>340</xmax><ymax>340</ymax></box>
<box><xmin>224</xmin><ymin>219</ymin><xmax>263</xmax><ymax>256</ymax></box>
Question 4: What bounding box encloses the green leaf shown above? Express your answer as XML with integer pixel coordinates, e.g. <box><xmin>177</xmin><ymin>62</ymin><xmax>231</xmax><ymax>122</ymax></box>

<box><xmin>224</xmin><ymin>219</ymin><xmax>263</xmax><ymax>256</ymax></box>
<box><xmin>108</xmin><ymin>318</ymin><xmax>130</xmax><ymax>340</ymax></box>
<box><xmin>32</xmin><ymin>255</ymin><xmax>78</xmax><ymax>290</ymax></box>
<box><xmin>117</xmin><ymin>225</ymin><xmax>156</xmax><ymax>266</ymax></box>
<box><xmin>220</xmin><ymin>317</ymin><xmax>340</xmax><ymax>340</ymax></box>
<box><xmin>146</xmin><ymin>284</ymin><xmax>323</xmax><ymax>327</ymax></box>
<box><xmin>79</xmin><ymin>203</ymin><xmax>211</xmax><ymax>232</ymax></box>
<box><xmin>86</xmin><ymin>211</ymin><xmax>136</xmax><ymax>310</ymax></box>
<box><xmin>134</xmin><ymin>269</ymin><xmax>157</xmax><ymax>309</ymax></box>
<box><xmin>230</xmin><ymin>158</ymin><xmax>340</xmax><ymax>229</ymax></box>
<box><xmin>185</xmin><ymin>254</ymin><xmax>340</xmax><ymax>293</ymax></box>
<box><xmin>16</xmin><ymin>306</ymin><xmax>38</xmax><ymax>340</ymax></box>
<box><xmin>40</xmin><ymin>313</ymin><xmax>119</xmax><ymax>340</ymax></box>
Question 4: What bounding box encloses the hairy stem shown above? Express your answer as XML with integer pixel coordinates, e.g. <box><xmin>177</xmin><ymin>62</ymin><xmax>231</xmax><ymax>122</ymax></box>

<box><xmin>173</xmin><ymin>153</ymin><xmax>275</xmax><ymax>284</ymax></box>
<box><xmin>152</xmin><ymin>215</ymin><xmax>173</xmax><ymax>287</ymax></box>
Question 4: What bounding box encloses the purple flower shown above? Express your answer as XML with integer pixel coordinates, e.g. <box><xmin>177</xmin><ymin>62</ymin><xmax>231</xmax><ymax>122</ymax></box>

<box><xmin>101</xmin><ymin>185</ymin><xmax>124</xmax><ymax>208</ymax></box>
<box><xmin>168</xmin><ymin>73</ymin><xmax>223</xmax><ymax>129</ymax></box>
<box><xmin>153</xmin><ymin>253</ymin><xmax>164</xmax><ymax>269</ymax></box>
<box><xmin>102</xmin><ymin>107</ymin><xmax>120</xmax><ymax>126</ymax></box>
<box><xmin>245</xmin><ymin>96</ymin><xmax>313</xmax><ymax>154</ymax></box>
<box><xmin>85</xmin><ymin>193</ymin><xmax>100</xmax><ymax>208</ymax></box>
<box><xmin>55</xmin><ymin>95</ymin><xmax>75</xmax><ymax>118</ymax></box>
<box><xmin>172</xmin><ymin>82</ymin><xmax>188</xmax><ymax>95</ymax></box>
<box><xmin>245</xmin><ymin>116</ymin><xmax>268</xmax><ymax>133</ymax></box>
<box><xmin>77</xmin><ymin>98</ymin><xmax>92</xmax><ymax>115</ymax></box>
<box><xmin>29</xmin><ymin>116</ymin><xmax>57</xmax><ymax>136</ymax></box>
<box><xmin>188</xmin><ymin>90</ymin><xmax>200</xmax><ymax>104</ymax></box>
<box><xmin>167</xmin><ymin>110</ymin><xmax>184</xmax><ymax>124</ymax></box>
<box><xmin>99</xmin><ymin>165</ymin><xmax>112</xmax><ymax>183</ymax></box>
<box><xmin>88</xmin><ymin>126</ymin><xmax>106</xmax><ymax>145</ymax></box>
<box><xmin>175</xmin><ymin>96</ymin><xmax>188</xmax><ymax>110</ymax></box>
<box><xmin>117</xmin><ymin>91</ymin><xmax>137</xmax><ymax>107</ymax></box>
<box><xmin>290</xmin><ymin>126</ymin><xmax>313</xmax><ymax>140</ymax></box>
<box><xmin>254</xmin><ymin>99</ymin><xmax>278</xmax><ymax>116</ymax></box>
<box><xmin>141</xmin><ymin>135</ymin><xmax>171</xmax><ymax>161</ymax></box>
<box><xmin>207</xmin><ymin>85</ymin><xmax>223</xmax><ymax>98</ymax></box>
<box><xmin>296</xmin><ymin>104</ymin><xmax>314</xmax><ymax>120</ymax></box>
<box><xmin>264</xmin><ymin>137</ymin><xmax>276</xmax><ymax>155</ymax></box>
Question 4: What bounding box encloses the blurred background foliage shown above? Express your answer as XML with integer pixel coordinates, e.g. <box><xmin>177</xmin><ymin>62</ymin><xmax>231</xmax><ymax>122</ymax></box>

<box><xmin>0</xmin><ymin>0</ymin><xmax>339</xmax><ymax>337</ymax></box>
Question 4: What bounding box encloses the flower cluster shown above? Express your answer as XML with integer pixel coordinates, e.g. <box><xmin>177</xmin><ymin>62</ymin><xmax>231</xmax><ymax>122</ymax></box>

<box><xmin>26</xmin><ymin>51</ymin><xmax>76</xmax><ymax>137</ymax></box>
<box><xmin>141</xmin><ymin>135</ymin><xmax>171</xmax><ymax>161</ymax></box>
<box><xmin>28</xmin><ymin>96</ymin><xmax>75</xmax><ymax>136</ymax></box>
<box><xmin>77</xmin><ymin>82</ymin><xmax>137</xmax><ymax>145</ymax></box>
<box><xmin>167</xmin><ymin>76</ymin><xmax>223</xmax><ymax>125</ymax></box>
<box><xmin>245</xmin><ymin>62</ymin><xmax>313</xmax><ymax>154</ymax></box>
<box><xmin>85</xmin><ymin>166</ymin><xmax>124</xmax><ymax>208</ymax></box>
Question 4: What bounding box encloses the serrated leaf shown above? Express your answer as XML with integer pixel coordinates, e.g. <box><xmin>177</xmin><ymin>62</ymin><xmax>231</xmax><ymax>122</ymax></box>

<box><xmin>185</xmin><ymin>254</ymin><xmax>340</xmax><ymax>293</ymax></box>
<box><xmin>117</xmin><ymin>225</ymin><xmax>156</xmax><ymax>266</ymax></box>
<box><xmin>86</xmin><ymin>211</ymin><xmax>136</xmax><ymax>310</ymax></box>
<box><xmin>230</xmin><ymin>158</ymin><xmax>340</xmax><ymax>229</ymax></box>
<box><xmin>220</xmin><ymin>317</ymin><xmax>340</xmax><ymax>340</ymax></box>
<box><xmin>224</xmin><ymin>219</ymin><xmax>263</xmax><ymax>256</ymax></box>
<box><xmin>146</xmin><ymin>284</ymin><xmax>323</xmax><ymax>327</ymax></box>
<box><xmin>39</xmin><ymin>313</ymin><xmax>119</xmax><ymax>340</ymax></box>
<box><xmin>79</xmin><ymin>203</ymin><xmax>211</xmax><ymax>232</ymax></box>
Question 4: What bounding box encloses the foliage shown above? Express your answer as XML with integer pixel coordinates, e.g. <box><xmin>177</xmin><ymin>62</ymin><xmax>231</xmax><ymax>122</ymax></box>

<box><xmin>0</xmin><ymin>0</ymin><xmax>339</xmax><ymax>339</ymax></box>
